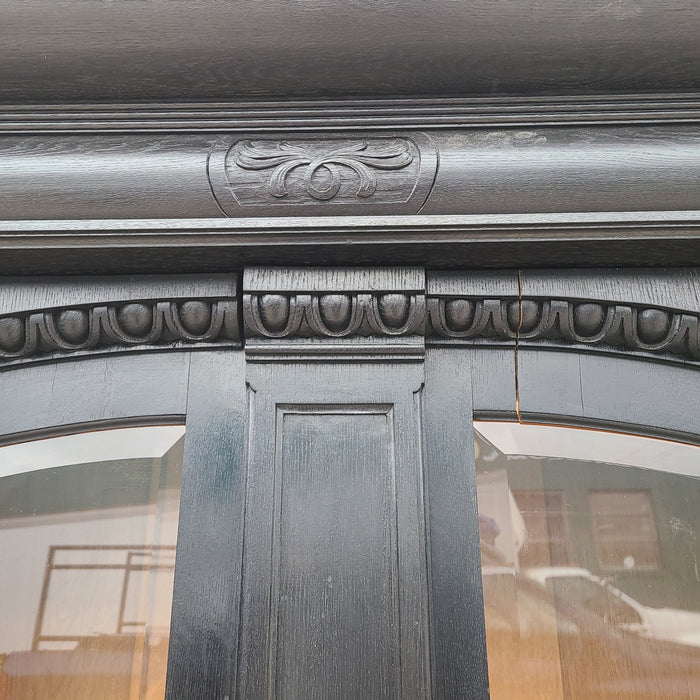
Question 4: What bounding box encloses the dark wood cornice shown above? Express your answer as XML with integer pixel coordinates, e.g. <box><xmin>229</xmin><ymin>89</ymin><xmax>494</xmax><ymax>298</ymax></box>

<box><xmin>3</xmin><ymin>96</ymin><xmax>700</xmax><ymax>273</ymax></box>
<box><xmin>3</xmin><ymin>1</ymin><xmax>700</xmax><ymax>102</ymax></box>
<box><xmin>2</xmin><ymin>213</ymin><xmax>700</xmax><ymax>274</ymax></box>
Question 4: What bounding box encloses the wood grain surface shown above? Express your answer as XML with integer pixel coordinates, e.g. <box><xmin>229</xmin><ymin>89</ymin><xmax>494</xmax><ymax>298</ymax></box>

<box><xmin>2</xmin><ymin>1</ymin><xmax>700</xmax><ymax>102</ymax></box>
<box><xmin>3</xmin><ymin>127</ymin><xmax>700</xmax><ymax>220</ymax></box>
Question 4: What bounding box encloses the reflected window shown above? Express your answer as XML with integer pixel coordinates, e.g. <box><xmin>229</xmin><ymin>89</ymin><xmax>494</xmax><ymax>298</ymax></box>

<box><xmin>590</xmin><ymin>490</ymin><xmax>660</xmax><ymax>570</ymax></box>
<box><xmin>475</xmin><ymin>421</ymin><xmax>700</xmax><ymax>699</ymax></box>
<box><xmin>0</xmin><ymin>425</ymin><xmax>185</xmax><ymax>700</ymax></box>
<box><xmin>512</xmin><ymin>490</ymin><xmax>573</xmax><ymax>568</ymax></box>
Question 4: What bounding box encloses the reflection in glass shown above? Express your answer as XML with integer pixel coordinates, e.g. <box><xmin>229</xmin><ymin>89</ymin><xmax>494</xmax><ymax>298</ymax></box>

<box><xmin>476</xmin><ymin>421</ymin><xmax>700</xmax><ymax>699</ymax></box>
<box><xmin>0</xmin><ymin>425</ymin><xmax>185</xmax><ymax>700</ymax></box>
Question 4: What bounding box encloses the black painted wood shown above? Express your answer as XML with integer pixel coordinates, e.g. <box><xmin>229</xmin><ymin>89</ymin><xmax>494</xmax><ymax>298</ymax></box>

<box><xmin>3</xmin><ymin>127</ymin><xmax>700</xmax><ymax>221</ymax></box>
<box><xmin>423</xmin><ymin>349</ymin><xmax>490</xmax><ymax>699</ymax></box>
<box><xmin>2</xmin><ymin>1</ymin><xmax>700</xmax><ymax>103</ymax></box>
<box><xmin>0</xmin><ymin>352</ymin><xmax>190</xmax><ymax>437</ymax></box>
<box><xmin>427</xmin><ymin>269</ymin><xmax>700</xmax><ymax>367</ymax></box>
<box><xmin>423</xmin><ymin>127</ymin><xmax>700</xmax><ymax>215</ymax></box>
<box><xmin>0</xmin><ymin>274</ymin><xmax>240</xmax><ymax>368</ymax></box>
<box><xmin>470</xmin><ymin>343</ymin><xmax>700</xmax><ymax>439</ymax></box>
<box><xmin>3</xmin><ymin>268</ymin><xmax>700</xmax><ymax>700</ymax></box>
<box><xmin>242</xmin><ymin>266</ymin><xmax>425</xmax><ymax>361</ymax></box>
<box><xmin>0</xmin><ymin>275</ymin><xmax>238</xmax><ymax>316</ymax></box>
<box><xmin>0</xmin><ymin>136</ymin><xmax>223</xmax><ymax>220</ymax></box>
<box><xmin>5</xmin><ymin>95</ymin><xmax>700</xmax><ymax>134</ymax></box>
<box><xmin>165</xmin><ymin>351</ymin><xmax>247</xmax><ymax>700</ymax></box>
<box><xmin>4</xmin><ymin>213</ymin><xmax>700</xmax><ymax>275</ymax></box>
<box><xmin>3</xmin><ymin>2</ymin><xmax>700</xmax><ymax>697</ymax></box>
<box><xmin>277</xmin><ymin>411</ymin><xmax>399</xmax><ymax>698</ymax></box>
<box><xmin>239</xmin><ymin>362</ymin><xmax>431</xmax><ymax>699</ymax></box>
<box><xmin>518</xmin><ymin>268</ymin><xmax>700</xmax><ymax>310</ymax></box>
<box><xmin>517</xmin><ymin>350</ymin><xmax>700</xmax><ymax>439</ymax></box>
<box><xmin>470</xmin><ymin>348</ymin><xmax>518</xmax><ymax>418</ymax></box>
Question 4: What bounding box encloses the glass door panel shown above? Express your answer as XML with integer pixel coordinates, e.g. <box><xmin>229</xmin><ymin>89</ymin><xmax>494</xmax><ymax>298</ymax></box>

<box><xmin>0</xmin><ymin>425</ymin><xmax>185</xmax><ymax>700</ymax></box>
<box><xmin>475</xmin><ymin>421</ymin><xmax>700</xmax><ymax>699</ymax></box>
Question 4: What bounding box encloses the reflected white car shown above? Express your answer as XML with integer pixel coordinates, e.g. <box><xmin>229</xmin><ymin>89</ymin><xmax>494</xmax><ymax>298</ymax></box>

<box><xmin>524</xmin><ymin>567</ymin><xmax>700</xmax><ymax>648</ymax></box>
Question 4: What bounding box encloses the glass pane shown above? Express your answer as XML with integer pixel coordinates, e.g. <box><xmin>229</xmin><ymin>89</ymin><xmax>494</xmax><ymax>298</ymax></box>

<box><xmin>475</xmin><ymin>421</ymin><xmax>700</xmax><ymax>699</ymax></box>
<box><xmin>0</xmin><ymin>425</ymin><xmax>185</xmax><ymax>700</ymax></box>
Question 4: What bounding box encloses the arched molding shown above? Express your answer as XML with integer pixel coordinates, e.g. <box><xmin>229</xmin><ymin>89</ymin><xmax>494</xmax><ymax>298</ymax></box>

<box><xmin>3</xmin><ymin>268</ymin><xmax>699</xmax><ymax>368</ymax></box>
<box><xmin>0</xmin><ymin>275</ymin><xmax>240</xmax><ymax>368</ymax></box>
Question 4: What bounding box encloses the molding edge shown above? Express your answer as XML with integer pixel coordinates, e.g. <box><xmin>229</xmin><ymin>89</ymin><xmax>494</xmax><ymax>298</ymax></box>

<box><xmin>4</xmin><ymin>213</ymin><xmax>700</xmax><ymax>273</ymax></box>
<box><xmin>4</xmin><ymin>95</ymin><xmax>700</xmax><ymax>133</ymax></box>
<box><xmin>426</xmin><ymin>297</ymin><xmax>700</xmax><ymax>364</ymax></box>
<box><xmin>243</xmin><ymin>267</ymin><xmax>425</xmax><ymax>361</ymax></box>
<box><xmin>2</xmin><ymin>269</ymin><xmax>699</xmax><ymax>368</ymax></box>
<box><xmin>0</xmin><ymin>297</ymin><xmax>240</xmax><ymax>369</ymax></box>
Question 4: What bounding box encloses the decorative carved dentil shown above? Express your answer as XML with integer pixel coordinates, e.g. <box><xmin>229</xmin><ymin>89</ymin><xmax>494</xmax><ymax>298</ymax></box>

<box><xmin>427</xmin><ymin>297</ymin><xmax>700</xmax><ymax>361</ymax></box>
<box><xmin>0</xmin><ymin>299</ymin><xmax>239</xmax><ymax>364</ymax></box>
<box><xmin>208</xmin><ymin>134</ymin><xmax>437</xmax><ymax>215</ymax></box>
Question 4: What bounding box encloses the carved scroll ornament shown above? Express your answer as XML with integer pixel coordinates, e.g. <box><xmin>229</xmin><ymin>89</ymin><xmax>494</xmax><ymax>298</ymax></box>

<box><xmin>235</xmin><ymin>140</ymin><xmax>414</xmax><ymax>201</ymax></box>
<box><xmin>208</xmin><ymin>134</ymin><xmax>437</xmax><ymax>215</ymax></box>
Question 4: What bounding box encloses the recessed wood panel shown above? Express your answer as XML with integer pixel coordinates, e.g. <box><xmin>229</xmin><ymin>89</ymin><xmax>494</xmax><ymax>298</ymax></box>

<box><xmin>239</xmin><ymin>360</ymin><xmax>430</xmax><ymax>700</ymax></box>
<box><xmin>273</xmin><ymin>408</ymin><xmax>398</xmax><ymax>699</ymax></box>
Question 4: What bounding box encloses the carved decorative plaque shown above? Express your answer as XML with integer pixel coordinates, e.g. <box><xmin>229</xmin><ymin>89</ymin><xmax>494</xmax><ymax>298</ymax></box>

<box><xmin>208</xmin><ymin>134</ymin><xmax>437</xmax><ymax>216</ymax></box>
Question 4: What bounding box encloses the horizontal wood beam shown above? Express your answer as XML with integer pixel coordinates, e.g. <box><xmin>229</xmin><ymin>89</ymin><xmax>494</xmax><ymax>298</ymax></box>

<box><xmin>2</xmin><ymin>213</ymin><xmax>700</xmax><ymax>273</ymax></box>
<box><xmin>2</xmin><ymin>1</ymin><xmax>700</xmax><ymax>102</ymax></box>
<box><xmin>2</xmin><ymin>127</ymin><xmax>700</xmax><ymax>220</ymax></box>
